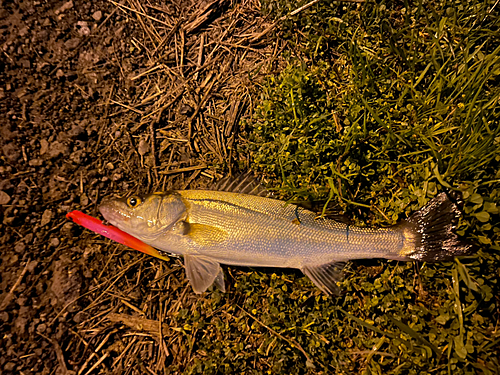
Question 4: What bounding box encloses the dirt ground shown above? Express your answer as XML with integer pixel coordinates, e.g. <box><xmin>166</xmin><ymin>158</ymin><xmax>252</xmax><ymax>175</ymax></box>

<box><xmin>0</xmin><ymin>0</ymin><xmax>283</xmax><ymax>373</ymax></box>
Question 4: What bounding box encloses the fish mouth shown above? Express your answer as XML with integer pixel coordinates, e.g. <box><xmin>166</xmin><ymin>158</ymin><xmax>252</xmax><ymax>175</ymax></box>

<box><xmin>99</xmin><ymin>200</ymin><xmax>131</xmax><ymax>228</ymax></box>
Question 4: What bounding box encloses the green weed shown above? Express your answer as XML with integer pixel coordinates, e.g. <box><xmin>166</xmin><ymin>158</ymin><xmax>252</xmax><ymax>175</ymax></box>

<box><xmin>207</xmin><ymin>0</ymin><xmax>500</xmax><ymax>373</ymax></box>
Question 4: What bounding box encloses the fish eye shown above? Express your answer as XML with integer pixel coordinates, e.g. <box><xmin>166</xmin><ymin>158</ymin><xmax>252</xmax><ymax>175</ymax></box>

<box><xmin>127</xmin><ymin>196</ymin><xmax>142</xmax><ymax>208</ymax></box>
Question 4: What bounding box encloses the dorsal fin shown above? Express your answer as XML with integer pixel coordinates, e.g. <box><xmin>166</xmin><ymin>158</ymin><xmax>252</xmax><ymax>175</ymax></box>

<box><xmin>214</xmin><ymin>172</ymin><xmax>274</xmax><ymax>197</ymax></box>
<box><xmin>292</xmin><ymin>199</ymin><xmax>350</xmax><ymax>225</ymax></box>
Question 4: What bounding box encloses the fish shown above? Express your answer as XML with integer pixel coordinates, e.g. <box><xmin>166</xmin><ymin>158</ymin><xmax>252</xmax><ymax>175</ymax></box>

<box><xmin>98</xmin><ymin>177</ymin><xmax>474</xmax><ymax>295</ymax></box>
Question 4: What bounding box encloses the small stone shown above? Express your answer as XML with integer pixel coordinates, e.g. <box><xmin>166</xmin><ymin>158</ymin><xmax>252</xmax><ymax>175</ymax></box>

<box><xmin>40</xmin><ymin>139</ymin><xmax>49</xmax><ymax>155</ymax></box>
<box><xmin>2</xmin><ymin>143</ymin><xmax>20</xmax><ymax>163</ymax></box>
<box><xmin>50</xmin><ymin>237</ymin><xmax>60</xmax><ymax>247</ymax></box>
<box><xmin>0</xmin><ymin>311</ymin><xmax>9</xmax><ymax>322</ymax></box>
<box><xmin>61</xmin><ymin>222</ymin><xmax>73</xmax><ymax>237</ymax></box>
<box><xmin>73</xmin><ymin>311</ymin><xmax>89</xmax><ymax>323</ymax></box>
<box><xmin>83</xmin><ymin>267</ymin><xmax>92</xmax><ymax>279</ymax></box>
<box><xmin>76</xmin><ymin>21</ymin><xmax>90</xmax><ymax>36</ymax></box>
<box><xmin>56</xmin><ymin>0</ymin><xmax>73</xmax><ymax>14</ymax></box>
<box><xmin>27</xmin><ymin>260</ymin><xmax>38</xmax><ymax>272</ymax></box>
<box><xmin>0</xmin><ymin>190</ymin><xmax>10</xmax><ymax>205</ymax></box>
<box><xmin>4</xmin><ymin>362</ymin><xmax>16</xmax><ymax>371</ymax></box>
<box><xmin>28</xmin><ymin>158</ymin><xmax>43</xmax><ymax>167</ymax></box>
<box><xmin>20</xmin><ymin>59</ymin><xmax>31</xmax><ymax>69</ymax></box>
<box><xmin>92</xmin><ymin>10</ymin><xmax>102</xmax><ymax>21</ymax></box>
<box><xmin>145</xmin><ymin>155</ymin><xmax>155</xmax><ymax>167</ymax></box>
<box><xmin>9</xmin><ymin>254</ymin><xmax>18</xmax><ymax>265</ymax></box>
<box><xmin>41</xmin><ymin>209</ymin><xmax>53</xmax><ymax>226</ymax></box>
<box><xmin>3</xmin><ymin>216</ymin><xmax>15</xmax><ymax>225</ymax></box>
<box><xmin>80</xmin><ymin>194</ymin><xmax>89</xmax><ymax>206</ymax></box>
<box><xmin>64</xmin><ymin>38</ymin><xmax>81</xmax><ymax>50</ymax></box>
<box><xmin>37</xmin><ymin>323</ymin><xmax>47</xmax><ymax>333</ymax></box>
<box><xmin>18</xmin><ymin>26</ymin><xmax>29</xmax><ymax>37</ymax></box>
<box><xmin>48</xmin><ymin>141</ymin><xmax>68</xmax><ymax>159</ymax></box>
<box><xmin>138</xmin><ymin>139</ymin><xmax>149</xmax><ymax>156</ymax></box>
<box><xmin>67</xmin><ymin>303</ymin><xmax>81</xmax><ymax>313</ymax></box>
<box><xmin>68</xmin><ymin>125</ymin><xmax>85</xmax><ymax>138</ymax></box>
<box><xmin>105</xmin><ymin>162</ymin><xmax>114</xmax><ymax>170</ymax></box>
<box><xmin>14</xmin><ymin>242</ymin><xmax>26</xmax><ymax>253</ymax></box>
<box><xmin>56</xmin><ymin>69</ymin><xmax>64</xmax><ymax>78</ymax></box>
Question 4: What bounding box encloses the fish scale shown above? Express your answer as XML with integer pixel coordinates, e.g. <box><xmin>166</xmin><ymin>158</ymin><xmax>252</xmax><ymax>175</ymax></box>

<box><xmin>180</xmin><ymin>191</ymin><xmax>404</xmax><ymax>266</ymax></box>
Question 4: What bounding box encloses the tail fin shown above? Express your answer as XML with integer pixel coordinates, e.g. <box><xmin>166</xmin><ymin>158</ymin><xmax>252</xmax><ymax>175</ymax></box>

<box><xmin>399</xmin><ymin>192</ymin><xmax>475</xmax><ymax>262</ymax></box>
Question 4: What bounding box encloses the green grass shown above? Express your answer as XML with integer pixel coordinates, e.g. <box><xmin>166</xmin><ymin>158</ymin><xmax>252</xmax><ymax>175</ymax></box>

<box><xmin>183</xmin><ymin>0</ymin><xmax>500</xmax><ymax>373</ymax></box>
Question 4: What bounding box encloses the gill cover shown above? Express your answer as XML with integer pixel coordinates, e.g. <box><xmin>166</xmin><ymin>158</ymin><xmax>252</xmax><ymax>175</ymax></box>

<box><xmin>99</xmin><ymin>192</ymin><xmax>187</xmax><ymax>239</ymax></box>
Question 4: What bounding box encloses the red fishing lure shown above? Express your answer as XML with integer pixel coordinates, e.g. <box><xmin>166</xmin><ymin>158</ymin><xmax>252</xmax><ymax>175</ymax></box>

<box><xmin>66</xmin><ymin>210</ymin><xmax>170</xmax><ymax>261</ymax></box>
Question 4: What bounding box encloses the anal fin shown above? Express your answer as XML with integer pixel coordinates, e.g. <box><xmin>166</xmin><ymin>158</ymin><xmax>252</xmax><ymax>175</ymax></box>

<box><xmin>184</xmin><ymin>255</ymin><xmax>224</xmax><ymax>294</ymax></box>
<box><xmin>302</xmin><ymin>262</ymin><xmax>346</xmax><ymax>295</ymax></box>
<box><xmin>213</xmin><ymin>267</ymin><xmax>225</xmax><ymax>292</ymax></box>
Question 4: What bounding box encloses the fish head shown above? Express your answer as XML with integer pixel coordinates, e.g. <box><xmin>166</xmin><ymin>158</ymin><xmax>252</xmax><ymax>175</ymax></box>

<box><xmin>99</xmin><ymin>192</ymin><xmax>187</xmax><ymax>240</ymax></box>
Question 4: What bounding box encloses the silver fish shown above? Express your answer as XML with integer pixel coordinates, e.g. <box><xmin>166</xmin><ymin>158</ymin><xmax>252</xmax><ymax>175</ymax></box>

<box><xmin>99</xmin><ymin>182</ymin><xmax>473</xmax><ymax>294</ymax></box>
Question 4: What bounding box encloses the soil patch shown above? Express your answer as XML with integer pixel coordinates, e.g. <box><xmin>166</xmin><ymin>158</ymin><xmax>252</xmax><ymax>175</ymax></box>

<box><xmin>0</xmin><ymin>0</ymin><xmax>280</xmax><ymax>373</ymax></box>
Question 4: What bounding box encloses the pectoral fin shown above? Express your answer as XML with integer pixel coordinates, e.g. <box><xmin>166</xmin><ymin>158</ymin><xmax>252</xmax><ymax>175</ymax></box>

<box><xmin>184</xmin><ymin>255</ymin><xmax>225</xmax><ymax>294</ymax></box>
<box><xmin>302</xmin><ymin>262</ymin><xmax>346</xmax><ymax>295</ymax></box>
<box><xmin>186</xmin><ymin>223</ymin><xmax>227</xmax><ymax>246</ymax></box>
